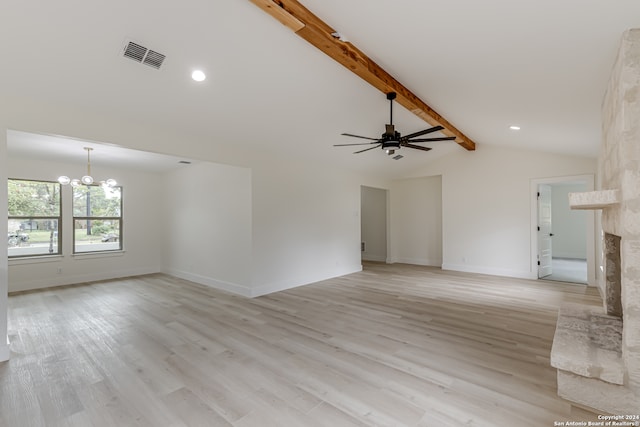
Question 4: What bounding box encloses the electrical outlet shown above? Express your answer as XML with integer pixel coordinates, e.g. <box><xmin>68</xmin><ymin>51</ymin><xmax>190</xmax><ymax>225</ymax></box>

<box><xmin>56</xmin><ymin>267</ymin><xmax>63</xmax><ymax>274</ymax></box>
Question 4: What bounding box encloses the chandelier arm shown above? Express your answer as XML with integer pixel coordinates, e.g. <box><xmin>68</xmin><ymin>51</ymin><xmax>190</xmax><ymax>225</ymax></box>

<box><xmin>58</xmin><ymin>146</ymin><xmax>116</xmax><ymax>187</ymax></box>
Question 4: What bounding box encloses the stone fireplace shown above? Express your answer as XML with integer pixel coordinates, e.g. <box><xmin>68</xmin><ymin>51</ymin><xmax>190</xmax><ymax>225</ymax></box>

<box><xmin>550</xmin><ymin>29</ymin><xmax>640</xmax><ymax>414</ymax></box>
<box><xmin>604</xmin><ymin>232</ymin><xmax>622</xmax><ymax>318</ymax></box>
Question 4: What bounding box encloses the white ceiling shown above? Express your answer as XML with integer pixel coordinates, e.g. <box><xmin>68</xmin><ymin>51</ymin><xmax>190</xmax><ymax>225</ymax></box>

<box><xmin>2</xmin><ymin>0</ymin><xmax>639</xmax><ymax>178</ymax></box>
<box><xmin>7</xmin><ymin>130</ymin><xmax>194</xmax><ymax>173</ymax></box>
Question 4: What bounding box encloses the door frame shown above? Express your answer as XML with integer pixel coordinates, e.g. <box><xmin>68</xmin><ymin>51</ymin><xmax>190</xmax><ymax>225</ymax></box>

<box><xmin>529</xmin><ymin>174</ymin><xmax>596</xmax><ymax>285</ymax></box>
<box><xmin>537</xmin><ymin>184</ymin><xmax>553</xmax><ymax>278</ymax></box>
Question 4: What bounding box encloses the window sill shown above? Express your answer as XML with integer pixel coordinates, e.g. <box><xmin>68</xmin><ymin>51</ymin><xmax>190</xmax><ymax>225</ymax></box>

<box><xmin>8</xmin><ymin>251</ymin><xmax>126</xmax><ymax>265</ymax></box>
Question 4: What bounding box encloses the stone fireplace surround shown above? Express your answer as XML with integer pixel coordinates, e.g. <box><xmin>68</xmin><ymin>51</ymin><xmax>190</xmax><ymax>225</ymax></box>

<box><xmin>550</xmin><ymin>29</ymin><xmax>640</xmax><ymax>414</ymax></box>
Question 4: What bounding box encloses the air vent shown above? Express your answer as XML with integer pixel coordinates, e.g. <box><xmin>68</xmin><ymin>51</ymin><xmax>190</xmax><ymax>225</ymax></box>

<box><xmin>144</xmin><ymin>50</ymin><xmax>165</xmax><ymax>69</ymax></box>
<box><xmin>123</xmin><ymin>41</ymin><xmax>166</xmax><ymax>69</ymax></box>
<box><xmin>393</xmin><ymin>154</ymin><xmax>404</xmax><ymax>160</ymax></box>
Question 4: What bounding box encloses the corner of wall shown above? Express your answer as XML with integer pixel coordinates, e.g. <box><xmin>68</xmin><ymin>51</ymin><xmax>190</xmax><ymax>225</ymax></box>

<box><xmin>163</xmin><ymin>267</ymin><xmax>253</xmax><ymax>298</ymax></box>
<box><xmin>250</xmin><ymin>263</ymin><xmax>362</xmax><ymax>297</ymax></box>
<box><xmin>0</xmin><ymin>336</ymin><xmax>9</xmax><ymax>362</ymax></box>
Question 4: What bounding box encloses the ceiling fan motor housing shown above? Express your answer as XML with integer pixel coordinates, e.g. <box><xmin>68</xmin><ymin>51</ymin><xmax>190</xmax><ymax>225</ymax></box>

<box><xmin>381</xmin><ymin>128</ymin><xmax>401</xmax><ymax>151</ymax></box>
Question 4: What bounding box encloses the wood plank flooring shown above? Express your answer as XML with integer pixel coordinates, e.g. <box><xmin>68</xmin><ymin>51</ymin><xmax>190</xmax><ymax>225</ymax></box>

<box><xmin>1</xmin><ymin>262</ymin><xmax>605</xmax><ymax>426</ymax></box>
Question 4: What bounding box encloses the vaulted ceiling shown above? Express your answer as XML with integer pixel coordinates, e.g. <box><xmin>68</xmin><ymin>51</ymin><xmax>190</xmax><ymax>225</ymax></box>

<box><xmin>2</xmin><ymin>1</ymin><xmax>639</xmax><ymax>178</ymax></box>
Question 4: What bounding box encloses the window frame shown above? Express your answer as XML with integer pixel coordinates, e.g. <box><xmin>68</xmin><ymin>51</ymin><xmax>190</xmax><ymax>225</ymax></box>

<box><xmin>7</xmin><ymin>178</ymin><xmax>62</xmax><ymax>258</ymax></box>
<box><xmin>72</xmin><ymin>184</ymin><xmax>123</xmax><ymax>254</ymax></box>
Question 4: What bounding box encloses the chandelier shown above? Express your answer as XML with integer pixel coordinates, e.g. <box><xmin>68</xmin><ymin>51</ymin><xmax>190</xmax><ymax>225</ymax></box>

<box><xmin>57</xmin><ymin>147</ymin><xmax>117</xmax><ymax>187</ymax></box>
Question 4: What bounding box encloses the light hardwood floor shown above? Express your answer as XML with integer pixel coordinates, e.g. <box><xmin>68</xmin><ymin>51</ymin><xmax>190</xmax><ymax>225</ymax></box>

<box><xmin>2</xmin><ymin>263</ymin><xmax>604</xmax><ymax>426</ymax></box>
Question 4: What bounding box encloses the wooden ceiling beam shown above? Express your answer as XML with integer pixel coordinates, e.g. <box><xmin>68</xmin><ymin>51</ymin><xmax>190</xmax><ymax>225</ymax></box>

<box><xmin>249</xmin><ymin>0</ymin><xmax>476</xmax><ymax>151</ymax></box>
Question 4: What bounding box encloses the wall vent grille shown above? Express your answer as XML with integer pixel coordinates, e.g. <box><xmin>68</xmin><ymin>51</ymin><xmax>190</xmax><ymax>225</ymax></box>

<box><xmin>123</xmin><ymin>41</ymin><xmax>165</xmax><ymax>69</ymax></box>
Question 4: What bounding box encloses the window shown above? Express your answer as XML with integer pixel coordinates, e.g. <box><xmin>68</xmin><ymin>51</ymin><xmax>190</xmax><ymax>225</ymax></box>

<box><xmin>8</xmin><ymin>179</ymin><xmax>62</xmax><ymax>257</ymax></box>
<box><xmin>73</xmin><ymin>185</ymin><xmax>122</xmax><ymax>253</ymax></box>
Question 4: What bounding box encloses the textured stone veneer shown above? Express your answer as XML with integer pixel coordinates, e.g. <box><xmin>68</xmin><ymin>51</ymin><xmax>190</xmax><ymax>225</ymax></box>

<box><xmin>551</xmin><ymin>304</ymin><xmax>636</xmax><ymax>414</ymax></box>
<box><xmin>569</xmin><ymin>189</ymin><xmax>620</xmax><ymax>210</ymax></box>
<box><xmin>556</xmin><ymin>28</ymin><xmax>640</xmax><ymax>412</ymax></box>
<box><xmin>601</xmin><ymin>28</ymin><xmax>640</xmax><ymax>397</ymax></box>
<box><xmin>551</xmin><ymin>303</ymin><xmax>623</xmax><ymax>385</ymax></box>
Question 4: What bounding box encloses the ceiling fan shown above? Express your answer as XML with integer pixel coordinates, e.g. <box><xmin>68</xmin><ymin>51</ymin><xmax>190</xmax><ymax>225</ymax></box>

<box><xmin>334</xmin><ymin>92</ymin><xmax>456</xmax><ymax>156</ymax></box>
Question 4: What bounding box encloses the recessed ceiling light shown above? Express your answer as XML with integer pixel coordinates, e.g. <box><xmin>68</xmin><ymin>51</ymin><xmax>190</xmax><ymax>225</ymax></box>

<box><xmin>509</xmin><ymin>125</ymin><xmax>521</xmax><ymax>130</ymax></box>
<box><xmin>191</xmin><ymin>70</ymin><xmax>206</xmax><ymax>82</ymax></box>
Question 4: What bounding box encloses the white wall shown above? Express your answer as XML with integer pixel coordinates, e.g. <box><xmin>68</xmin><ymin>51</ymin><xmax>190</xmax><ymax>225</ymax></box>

<box><xmin>404</xmin><ymin>144</ymin><xmax>596</xmax><ymax>279</ymax></box>
<box><xmin>162</xmin><ymin>162</ymin><xmax>253</xmax><ymax>295</ymax></box>
<box><xmin>163</xmin><ymin>158</ymin><xmax>363</xmax><ymax>297</ymax></box>
<box><xmin>162</xmin><ymin>158</ymin><xmax>364</xmax><ymax>297</ymax></box>
<box><xmin>250</xmin><ymin>160</ymin><xmax>363</xmax><ymax>296</ymax></box>
<box><xmin>0</xmin><ymin>97</ymin><xmax>369</xmax><ymax>300</ymax></box>
<box><xmin>7</xmin><ymin>156</ymin><xmax>164</xmax><ymax>292</ymax></box>
<box><xmin>361</xmin><ymin>186</ymin><xmax>387</xmax><ymax>262</ymax></box>
<box><xmin>0</xmin><ymin>129</ymin><xmax>8</xmax><ymax>361</ymax></box>
<box><xmin>389</xmin><ymin>176</ymin><xmax>443</xmax><ymax>266</ymax></box>
<box><xmin>551</xmin><ymin>183</ymin><xmax>587</xmax><ymax>259</ymax></box>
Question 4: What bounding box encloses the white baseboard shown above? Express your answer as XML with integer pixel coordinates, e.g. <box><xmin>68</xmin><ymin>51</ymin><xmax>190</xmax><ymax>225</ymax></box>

<box><xmin>8</xmin><ymin>266</ymin><xmax>162</xmax><ymax>293</ymax></box>
<box><xmin>164</xmin><ymin>268</ymin><xmax>253</xmax><ymax>297</ymax></box>
<box><xmin>442</xmin><ymin>263</ymin><xmax>536</xmax><ymax>280</ymax></box>
<box><xmin>390</xmin><ymin>257</ymin><xmax>442</xmax><ymax>267</ymax></box>
<box><xmin>165</xmin><ymin>265</ymin><xmax>363</xmax><ymax>298</ymax></box>
<box><xmin>553</xmin><ymin>253</ymin><xmax>587</xmax><ymax>260</ymax></box>
<box><xmin>251</xmin><ymin>264</ymin><xmax>362</xmax><ymax>297</ymax></box>
<box><xmin>362</xmin><ymin>254</ymin><xmax>386</xmax><ymax>262</ymax></box>
<box><xmin>0</xmin><ymin>336</ymin><xmax>9</xmax><ymax>362</ymax></box>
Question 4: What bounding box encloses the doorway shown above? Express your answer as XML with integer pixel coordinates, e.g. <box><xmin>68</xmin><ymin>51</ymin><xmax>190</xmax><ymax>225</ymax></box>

<box><xmin>531</xmin><ymin>175</ymin><xmax>594</xmax><ymax>285</ymax></box>
<box><xmin>360</xmin><ymin>186</ymin><xmax>388</xmax><ymax>262</ymax></box>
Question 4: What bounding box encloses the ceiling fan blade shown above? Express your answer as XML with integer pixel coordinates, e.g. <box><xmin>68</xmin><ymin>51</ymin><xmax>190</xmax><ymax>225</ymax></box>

<box><xmin>354</xmin><ymin>144</ymin><xmax>381</xmax><ymax>154</ymax></box>
<box><xmin>406</xmin><ymin>136</ymin><xmax>457</xmax><ymax>143</ymax></box>
<box><xmin>401</xmin><ymin>125</ymin><xmax>444</xmax><ymax>140</ymax></box>
<box><xmin>333</xmin><ymin>142</ymin><xmax>381</xmax><ymax>146</ymax></box>
<box><xmin>341</xmin><ymin>133</ymin><xmax>380</xmax><ymax>141</ymax></box>
<box><xmin>401</xmin><ymin>143</ymin><xmax>432</xmax><ymax>152</ymax></box>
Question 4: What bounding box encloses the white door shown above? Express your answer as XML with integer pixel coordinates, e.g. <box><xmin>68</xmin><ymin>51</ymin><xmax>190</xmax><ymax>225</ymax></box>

<box><xmin>538</xmin><ymin>184</ymin><xmax>553</xmax><ymax>278</ymax></box>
